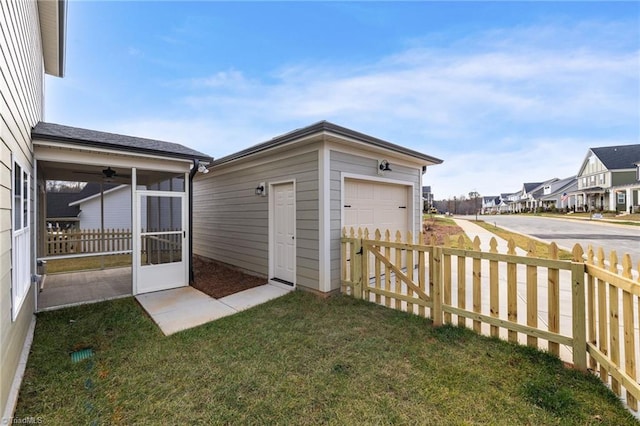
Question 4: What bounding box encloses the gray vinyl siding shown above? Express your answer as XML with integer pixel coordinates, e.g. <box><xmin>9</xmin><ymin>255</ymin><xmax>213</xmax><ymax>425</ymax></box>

<box><xmin>328</xmin><ymin>150</ymin><xmax>422</xmax><ymax>291</ymax></box>
<box><xmin>193</xmin><ymin>150</ymin><xmax>320</xmax><ymax>291</ymax></box>
<box><xmin>0</xmin><ymin>0</ymin><xmax>44</xmax><ymax>416</ymax></box>
<box><xmin>78</xmin><ymin>186</ymin><xmax>133</xmax><ymax>230</ymax></box>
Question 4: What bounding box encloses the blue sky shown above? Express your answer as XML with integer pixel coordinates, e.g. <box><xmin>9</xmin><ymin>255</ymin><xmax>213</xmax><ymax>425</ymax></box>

<box><xmin>46</xmin><ymin>1</ymin><xmax>640</xmax><ymax>199</ymax></box>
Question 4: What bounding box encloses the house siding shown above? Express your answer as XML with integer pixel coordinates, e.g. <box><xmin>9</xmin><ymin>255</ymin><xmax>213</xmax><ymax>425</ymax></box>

<box><xmin>193</xmin><ymin>149</ymin><xmax>320</xmax><ymax>291</ymax></box>
<box><xmin>0</xmin><ymin>0</ymin><xmax>44</xmax><ymax>417</ymax></box>
<box><xmin>612</xmin><ymin>171</ymin><xmax>636</xmax><ymax>187</ymax></box>
<box><xmin>78</xmin><ymin>186</ymin><xmax>133</xmax><ymax>230</ymax></box>
<box><xmin>328</xmin><ymin>150</ymin><xmax>422</xmax><ymax>291</ymax></box>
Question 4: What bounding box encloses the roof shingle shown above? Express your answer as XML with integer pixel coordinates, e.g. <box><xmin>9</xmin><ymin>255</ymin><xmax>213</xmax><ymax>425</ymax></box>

<box><xmin>591</xmin><ymin>144</ymin><xmax>640</xmax><ymax>170</ymax></box>
<box><xmin>33</xmin><ymin>122</ymin><xmax>212</xmax><ymax>162</ymax></box>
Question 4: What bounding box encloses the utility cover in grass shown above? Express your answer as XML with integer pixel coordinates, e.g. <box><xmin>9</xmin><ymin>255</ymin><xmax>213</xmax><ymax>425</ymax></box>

<box><xmin>70</xmin><ymin>348</ymin><xmax>94</xmax><ymax>363</ymax></box>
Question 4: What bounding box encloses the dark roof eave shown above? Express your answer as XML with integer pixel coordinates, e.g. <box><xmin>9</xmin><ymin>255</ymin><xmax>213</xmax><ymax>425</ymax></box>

<box><xmin>212</xmin><ymin>121</ymin><xmax>443</xmax><ymax>167</ymax></box>
<box><xmin>32</xmin><ymin>129</ymin><xmax>213</xmax><ymax>163</ymax></box>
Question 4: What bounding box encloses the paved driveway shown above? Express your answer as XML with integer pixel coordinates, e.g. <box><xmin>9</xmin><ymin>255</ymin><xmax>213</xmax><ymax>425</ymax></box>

<box><xmin>460</xmin><ymin>215</ymin><xmax>640</xmax><ymax>265</ymax></box>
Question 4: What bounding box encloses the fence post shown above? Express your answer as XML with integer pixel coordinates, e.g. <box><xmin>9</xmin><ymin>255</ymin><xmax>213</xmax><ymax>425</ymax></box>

<box><xmin>352</xmin><ymin>228</ymin><xmax>363</xmax><ymax>299</ymax></box>
<box><xmin>571</xmin><ymin>244</ymin><xmax>587</xmax><ymax>371</ymax></box>
<box><xmin>622</xmin><ymin>254</ymin><xmax>638</xmax><ymax>410</ymax></box>
<box><xmin>432</xmin><ymin>246</ymin><xmax>443</xmax><ymax>326</ymax></box>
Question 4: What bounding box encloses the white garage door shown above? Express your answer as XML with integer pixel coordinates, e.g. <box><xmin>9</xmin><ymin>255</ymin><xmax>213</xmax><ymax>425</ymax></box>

<box><xmin>343</xmin><ymin>179</ymin><xmax>410</xmax><ymax>237</ymax></box>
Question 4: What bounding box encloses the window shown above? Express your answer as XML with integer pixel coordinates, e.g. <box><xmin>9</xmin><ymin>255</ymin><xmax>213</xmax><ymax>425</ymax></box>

<box><xmin>618</xmin><ymin>192</ymin><xmax>626</xmax><ymax>204</ymax></box>
<box><xmin>599</xmin><ymin>173</ymin><xmax>605</xmax><ymax>185</ymax></box>
<box><xmin>12</xmin><ymin>159</ymin><xmax>31</xmax><ymax>319</ymax></box>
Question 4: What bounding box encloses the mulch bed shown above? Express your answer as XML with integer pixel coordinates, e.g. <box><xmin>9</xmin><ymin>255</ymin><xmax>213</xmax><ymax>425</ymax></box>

<box><xmin>191</xmin><ymin>256</ymin><xmax>267</xmax><ymax>299</ymax></box>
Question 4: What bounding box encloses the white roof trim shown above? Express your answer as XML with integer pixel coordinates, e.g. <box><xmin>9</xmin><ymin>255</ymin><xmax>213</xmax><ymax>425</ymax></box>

<box><xmin>38</xmin><ymin>0</ymin><xmax>66</xmax><ymax>77</ymax></box>
<box><xmin>69</xmin><ymin>184</ymin><xmax>127</xmax><ymax>207</ymax></box>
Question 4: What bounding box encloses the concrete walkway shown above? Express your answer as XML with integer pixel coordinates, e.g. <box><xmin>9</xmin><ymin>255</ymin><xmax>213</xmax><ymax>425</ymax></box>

<box><xmin>136</xmin><ymin>284</ymin><xmax>292</xmax><ymax>335</ymax></box>
<box><xmin>440</xmin><ymin>218</ymin><xmax>575</xmax><ymax>363</ymax></box>
<box><xmin>452</xmin><ymin>218</ymin><xmax>527</xmax><ymax>256</ymax></box>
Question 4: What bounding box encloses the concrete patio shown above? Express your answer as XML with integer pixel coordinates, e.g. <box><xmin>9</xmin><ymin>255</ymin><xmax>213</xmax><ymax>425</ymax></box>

<box><xmin>37</xmin><ymin>267</ymin><xmax>132</xmax><ymax>311</ymax></box>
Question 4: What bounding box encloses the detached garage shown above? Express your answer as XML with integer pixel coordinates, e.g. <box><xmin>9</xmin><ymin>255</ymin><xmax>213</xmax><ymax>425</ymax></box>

<box><xmin>193</xmin><ymin>121</ymin><xmax>442</xmax><ymax>295</ymax></box>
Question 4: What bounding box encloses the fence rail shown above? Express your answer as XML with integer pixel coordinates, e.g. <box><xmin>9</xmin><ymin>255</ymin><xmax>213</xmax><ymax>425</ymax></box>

<box><xmin>342</xmin><ymin>226</ymin><xmax>640</xmax><ymax>413</ymax></box>
<box><xmin>46</xmin><ymin>228</ymin><xmax>132</xmax><ymax>256</ymax></box>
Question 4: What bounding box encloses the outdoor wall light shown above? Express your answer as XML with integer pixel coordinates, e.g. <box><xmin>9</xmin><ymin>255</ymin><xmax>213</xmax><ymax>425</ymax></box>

<box><xmin>198</xmin><ymin>163</ymin><xmax>209</xmax><ymax>174</ymax></box>
<box><xmin>378</xmin><ymin>159</ymin><xmax>392</xmax><ymax>175</ymax></box>
<box><xmin>255</xmin><ymin>182</ymin><xmax>266</xmax><ymax>196</ymax></box>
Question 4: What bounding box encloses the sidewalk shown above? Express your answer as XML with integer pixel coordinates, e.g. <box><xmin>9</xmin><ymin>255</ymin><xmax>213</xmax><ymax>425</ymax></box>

<box><xmin>452</xmin><ymin>218</ymin><xmax>527</xmax><ymax>256</ymax></box>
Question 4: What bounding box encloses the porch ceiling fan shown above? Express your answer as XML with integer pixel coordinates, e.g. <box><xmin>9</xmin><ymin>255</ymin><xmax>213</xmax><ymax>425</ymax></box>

<box><xmin>72</xmin><ymin>166</ymin><xmax>131</xmax><ymax>181</ymax></box>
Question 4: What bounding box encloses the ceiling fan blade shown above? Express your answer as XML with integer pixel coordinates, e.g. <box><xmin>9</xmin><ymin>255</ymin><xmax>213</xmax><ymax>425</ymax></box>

<box><xmin>72</xmin><ymin>170</ymin><xmax>103</xmax><ymax>176</ymax></box>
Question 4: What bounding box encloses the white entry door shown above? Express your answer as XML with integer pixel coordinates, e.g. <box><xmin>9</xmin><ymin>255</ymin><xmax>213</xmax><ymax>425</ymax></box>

<box><xmin>272</xmin><ymin>182</ymin><xmax>295</xmax><ymax>285</ymax></box>
<box><xmin>135</xmin><ymin>191</ymin><xmax>187</xmax><ymax>294</ymax></box>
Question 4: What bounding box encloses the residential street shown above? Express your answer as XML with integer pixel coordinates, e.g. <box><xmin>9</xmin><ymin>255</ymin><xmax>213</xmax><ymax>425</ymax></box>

<box><xmin>461</xmin><ymin>214</ymin><xmax>640</xmax><ymax>265</ymax></box>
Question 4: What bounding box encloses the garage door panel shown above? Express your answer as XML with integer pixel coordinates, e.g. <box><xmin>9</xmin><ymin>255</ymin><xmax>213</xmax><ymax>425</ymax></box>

<box><xmin>358</xmin><ymin>182</ymin><xmax>375</xmax><ymax>200</ymax></box>
<box><xmin>344</xmin><ymin>179</ymin><xmax>410</xmax><ymax>277</ymax></box>
<box><xmin>344</xmin><ymin>179</ymin><xmax>409</xmax><ymax>236</ymax></box>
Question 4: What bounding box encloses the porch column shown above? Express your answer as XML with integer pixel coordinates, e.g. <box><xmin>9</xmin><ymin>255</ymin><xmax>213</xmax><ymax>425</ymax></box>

<box><xmin>609</xmin><ymin>190</ymin><xmax>616</xmax><ymax>212</ymax></box>
<box><xmin>627</xmin><ymin>188</ymin><xmax>633</xmax><ymax>213</ymax></box>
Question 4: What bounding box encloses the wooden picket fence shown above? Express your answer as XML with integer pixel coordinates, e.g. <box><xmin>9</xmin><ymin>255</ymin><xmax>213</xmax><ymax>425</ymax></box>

<box><xmin>341</xmin><ymin>227</ymin><xmax>640</xmax><ymax>412</ymax></box>
<box><xmin>46</xmin><ymin>228</ymin><xmax>132</xmax><ymax>256</ymax></box>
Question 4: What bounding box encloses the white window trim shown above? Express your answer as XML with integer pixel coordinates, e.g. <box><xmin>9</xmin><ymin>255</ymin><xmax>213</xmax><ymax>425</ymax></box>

<box><xmin>617</xmin><ymin>192</ymin><xmax>626</xmax><ymax>204</ymax></box>
<box><xmin>11</xmin><ymin>156</ymin><xmax>31</xmax><ymax>320</ymax></box>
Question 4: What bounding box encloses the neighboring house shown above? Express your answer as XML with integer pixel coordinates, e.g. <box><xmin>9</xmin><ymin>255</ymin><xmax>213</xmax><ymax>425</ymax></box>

<box><xmin>481</xmin><ymin>196</ymin><xmax>501</xmax><ymax>214</ymax></box>
<box><xmin>46</xmin><ymin>191</ymin><xmax>81</xmax><ymax>228</ymax></box>
<box><xmin>422</xmin><ymin>186</ymin><xmax>434</xmax><ymax>212</ymax></box>
<box><xmin>46</xmin><ymin>182</ymin><xmax>119</xmax><ymax>228</ymax></box>
<box><xmin>573</xmin><ymin>144</ymin><xmax>640</xmax><ymax>212</ymax></box>
<box><xmin>2</xmin><ymin>3</ymin><xmax>211</xmax><ymax>420</ymax></box>
<box><xmin>69</xmin><ymin>184</ymin><xmax>143</xmax><ymax>230</ymax></box>
<box><xmin>516</xmin><ymin>179</ymin><xmax>558</xmax><ymax>212</ymax></box>
<box><xmin>193</xmin><ymin>121</ymin><xmax>443</xmax><ymax>295</ymax></box>
<box><xmin>511</xmin><ymin>183</ymin><xmax>541</xmax><ymax>212</ymax></box>
<box><xmin>539</xmin><ymin>176</ymin><xmax>578</xmax><ymax>211</ymax></box>
<box><xmin>498</xmin><ymin>193</ymin><xmax>514</xmax><ymax>213</ymax></box>
<box><xmin>61</xmin><ymin>180</ymin><xmax>182</xmax><ymax>230</ymax></box>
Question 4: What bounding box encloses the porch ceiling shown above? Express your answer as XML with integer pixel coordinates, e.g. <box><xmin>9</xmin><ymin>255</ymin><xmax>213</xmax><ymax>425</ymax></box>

<box><xmin>35</xmin><ymin>142</ymin><xmax>193</xmax><ymax>186</ymax></box>
<box><xmin>37</xmin><ymin>160</ymin><xmax>180</xmax><ymax>186</ymax></box>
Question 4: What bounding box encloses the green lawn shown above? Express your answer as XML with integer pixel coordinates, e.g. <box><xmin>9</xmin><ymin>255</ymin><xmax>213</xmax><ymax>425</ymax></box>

<box><xmin>45</xmin><ymin>254</ymin><xmax>132</xmax><ymax>274</ymax></box>
<box><xmin>16</xmin><ymin>292</ymin><xmax>636</xmax><ymax>424</ymax></box>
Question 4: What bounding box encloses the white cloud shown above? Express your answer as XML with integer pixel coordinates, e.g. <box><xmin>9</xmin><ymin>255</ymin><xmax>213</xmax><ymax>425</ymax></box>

<box><xmin>424</xmin><ymin>136</ymin><xmax>628</xmax><ymax>200</ymax></box>
<box><xmin>80</xmin><ymin>20</ymin><xmax>639</xmax><ymax>198</ymax></box>
<box><xmin>108</xmin><ymin>117</ymin><xmax>278</xmax><ymax>159</ymax></box>
<box><xmin>175</xmin><ymin>36</ymin><xmax>637</xmax><ymax>139</ymax></box>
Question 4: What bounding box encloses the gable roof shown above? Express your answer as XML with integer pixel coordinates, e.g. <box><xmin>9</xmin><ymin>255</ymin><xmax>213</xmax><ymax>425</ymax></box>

<box><xmin>522</xmin><ymin>182</ymin><xmax>543</xmax><ymax>194</ymax></box>
<box><xmin>591</xmin><ymin>144</ymin><xmax>640</xmax><ymax>171</ymax></box>
<box><xmin>211</xmin><ymin>121</ymin><xmax>443</xmax><ymax>167</ymax></box>
<box><xmin>482</xmin><ymin>196</ymin><xmax>500</xmax><ymax>202</ymax></box>
<box><xmin>46</xmin><ymin>183</ymin><xmax>120</xmax><ymax>218</ymax></box>
<box><xmin>46</xmin><ymin>192</ymin><xmax>80</xmax><ymax>219</ymax></box>
<box><xmin>540</xmin><ymin>176</ymin><xmax>578</xmax><ymax>200</ymax></box>
<box><xmin>32</xmin><ymin>122</ymin><xmax>212</xmax><ymax>162</ymax></box>
<box><xmin>68</xmin><ymin>183</ymin><xmax>122</xmax><ymax>206</ymax></box>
